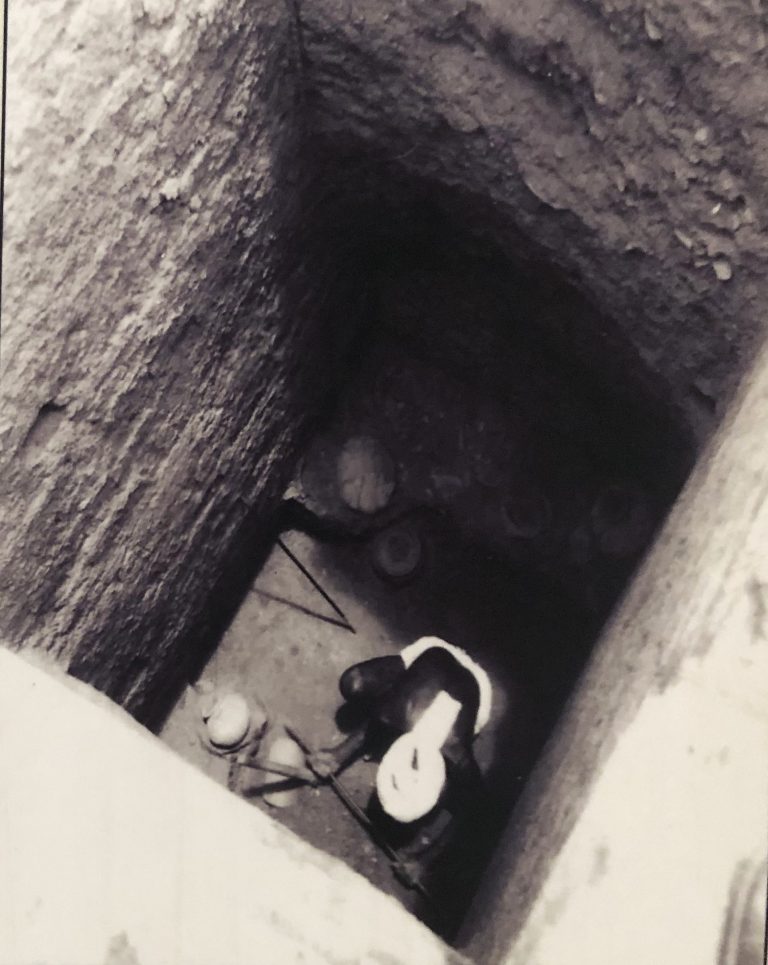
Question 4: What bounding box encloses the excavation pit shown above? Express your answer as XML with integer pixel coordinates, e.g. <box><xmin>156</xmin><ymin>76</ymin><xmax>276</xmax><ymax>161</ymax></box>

<box><xmin>6</xmin><ymin>3</ymin><xmax>766</xmax><ymax>961</ymax></box>
<box><xmin>157</xmin><ymin>164</ymin><xmax>694</xmax><ymax>943</ymax></box>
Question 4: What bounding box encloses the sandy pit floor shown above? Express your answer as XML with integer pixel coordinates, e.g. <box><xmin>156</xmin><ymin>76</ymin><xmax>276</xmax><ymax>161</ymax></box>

<box><xmin>161</xmin><ymin>335</ymin><xmax>604</xmax><ymax>936</ymax></box>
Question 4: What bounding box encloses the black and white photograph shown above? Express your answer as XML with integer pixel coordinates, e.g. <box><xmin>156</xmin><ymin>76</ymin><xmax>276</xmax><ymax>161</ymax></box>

<box><xmin>0</xmin><ymin>1</ymin><xmax>766</xmax><ymax>963</ymax></box>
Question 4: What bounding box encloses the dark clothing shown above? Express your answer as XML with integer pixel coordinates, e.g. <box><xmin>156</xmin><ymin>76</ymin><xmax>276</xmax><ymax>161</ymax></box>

<box><xmin>326</xmin><ymin>646</ymin><xmax>490</xmax><ymax>873</ymax></box>
<box><xmin>337</xmin><ymin>647</ymin><xmax>483</xmax><ymax>799</ymax></box>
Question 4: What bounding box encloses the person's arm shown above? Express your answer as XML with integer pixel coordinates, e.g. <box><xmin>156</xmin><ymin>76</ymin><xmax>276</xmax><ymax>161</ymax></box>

<box><xmin>339</xmin><ymin>655</ymin><xmax>404</xmax><ymax>703</ymax></box>
<box><xmin>308</xmin><ymin>655</ymin><xmax>405</xmax><ymax>781</ymax></box>
<box><xmin>308</xmin><ymin>726</ymin><xmax>369</xmax><ymax>780</ymax></box>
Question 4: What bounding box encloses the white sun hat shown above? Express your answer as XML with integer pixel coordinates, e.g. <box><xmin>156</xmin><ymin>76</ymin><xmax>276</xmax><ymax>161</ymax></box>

<box><xmin>376</xmin><ymin>731</ymin><xmax>446</xmax><ymax>824</ymax></box>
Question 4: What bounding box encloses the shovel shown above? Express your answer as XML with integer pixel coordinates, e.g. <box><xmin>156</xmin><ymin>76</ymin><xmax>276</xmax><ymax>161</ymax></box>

<box><xmin>283</xmin><ymin>722</ymin><xmax>437</xmax><ymax>908</ymax></box>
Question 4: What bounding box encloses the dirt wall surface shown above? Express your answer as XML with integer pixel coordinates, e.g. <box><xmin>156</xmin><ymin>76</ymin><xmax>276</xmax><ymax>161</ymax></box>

<box><xmin>459</xmin><ymin>336</ymin><xmax>768</xmax><ymax>962</ymax></box>
<box><xmin>2</xmin><ymin>1</ymin><xmax>767</xmax><ymax>961</ymax></box>
<box><xmin>4</xmin><ymin>0</ymin><xmax>768</xmax><ymax>720</ymax></box>
<box><xmin>0</xmin><ymin>0</ymin><xmax>355</xmax><ymax>720</ymax></box>
<box><xmin>300</xmin><ymin>0</ymin><xmax>768</xmax><ymax>435</ymax></box>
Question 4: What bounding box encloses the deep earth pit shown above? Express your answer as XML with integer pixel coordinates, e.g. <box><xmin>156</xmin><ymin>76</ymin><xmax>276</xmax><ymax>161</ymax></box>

<box><xmin>5</xmin><ymin>3</ymin><xmax>767</xmax><ymax>960</ymax></box>
<box><xmin>159</xmin><ymin>152</ymin><xmax>694</xmax><ymax>942</ymax></box>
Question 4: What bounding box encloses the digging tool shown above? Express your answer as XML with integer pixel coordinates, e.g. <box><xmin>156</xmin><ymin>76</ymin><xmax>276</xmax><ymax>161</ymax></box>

<box><xmin>283</xmin><ymin>722</ymin><xmax>437</xmax><ymax>908</ymax></box>
<box><xmin>234</xmin><ymin>756</ymin><xmax>315</xmax><ymax>783</ymax></box>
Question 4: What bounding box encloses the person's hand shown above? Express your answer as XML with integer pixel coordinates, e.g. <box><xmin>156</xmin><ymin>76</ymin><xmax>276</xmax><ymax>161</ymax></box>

<box><xmin>307</xmin><ymin>749</ymin><xmax>338</xmax><ymax>781</ymax></box>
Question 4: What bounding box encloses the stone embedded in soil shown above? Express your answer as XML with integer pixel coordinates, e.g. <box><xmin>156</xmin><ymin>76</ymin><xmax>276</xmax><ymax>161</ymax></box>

<box><xmin>644</xmin><ymin>11</ymin><xmax>663</xmax><ymax>41</ymax></box>
<box><xmin>713</xmin><ymin>257</ymin><xmax>733</xmax><ymax>282</ymax></box>
<box><xmin>336</xmin><ymin>436</ymin><xmax>396</xmax><ymax>514</ymax></box>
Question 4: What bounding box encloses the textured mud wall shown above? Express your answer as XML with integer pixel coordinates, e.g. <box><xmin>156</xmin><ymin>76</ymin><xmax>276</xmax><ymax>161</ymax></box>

<box><xmin>0</xmin><ymin>0</ymin><xmax>353</xmax><ymax>720</ymax></box>
<box><xmin>301</xmin><ymin>0</ymin><xmax>768</xmax><ymax>438</ymax></box>
<box><xmin>5</xmin><ymin>0</ymin><xmax>768</xmax><ymax>722</ymax></box>
<box><xmin>459</xmin><ymin>337</ymin><xmax>768</xmax><ymax>963</ymax></box>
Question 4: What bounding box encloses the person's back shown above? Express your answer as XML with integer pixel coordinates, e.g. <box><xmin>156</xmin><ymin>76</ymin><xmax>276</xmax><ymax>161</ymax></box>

<box><xmin>316</xmin><ymin>637</ymin><xmax>491</xmax><ymax>816</ymax></box>
<box><xmin>309</xmin><ymin>637</ymin><xmax>494</xmax><ymax>887</ymax></box>
<box><xmin>375</xmin><ymin>646</ymin><xmax>481</xmax><ymax>756</ymax></box>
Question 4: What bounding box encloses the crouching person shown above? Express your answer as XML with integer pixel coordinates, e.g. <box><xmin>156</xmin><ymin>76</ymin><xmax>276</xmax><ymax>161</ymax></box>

<box><xmin>309</xmin><ymin>636</ymin><xmax>493</xmax><ymax>889</ymax></box>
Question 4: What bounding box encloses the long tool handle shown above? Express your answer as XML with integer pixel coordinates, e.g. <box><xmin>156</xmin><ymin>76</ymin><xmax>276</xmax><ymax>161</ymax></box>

<box><xmin>285</xmin><ymin>726</ymin><xmax>399</xmax><ymax>861</ymax></box>
<box><xmin>283</xmin><ymin>723</ymin><xmax>436</xmax><ymax>906</ymax></box>
<box><xmin>234</xmin><ymin>756</ymin><xmax>314</xmax><ymax>783</ymax></box>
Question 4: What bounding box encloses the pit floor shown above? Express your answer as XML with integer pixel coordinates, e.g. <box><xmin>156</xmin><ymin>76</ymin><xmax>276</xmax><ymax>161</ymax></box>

<box><xmin>160</xmin><ymin>525</ymin><xmax>585</xmax><ymax>936</ymax></box>
<box><xmin>161</xmin><ymin>333</ymin><xmax>613</xmax><ymax>938</ymax></box>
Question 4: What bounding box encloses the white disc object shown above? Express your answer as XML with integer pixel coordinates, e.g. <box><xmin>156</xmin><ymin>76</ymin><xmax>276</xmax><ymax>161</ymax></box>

<box><xmin>376</xmin><ymin>732</ymin><xmax>446</xmax><ymax>824</ymax></box>
<box><xmin>205</xmin><ymin>693</ymin><xmax>251</xmax><ymax>749</ymax></box>
<box><xmin>336</xmin><ymin>436</ymin><xmax>396</xmax><ymax>514</ymax></box>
